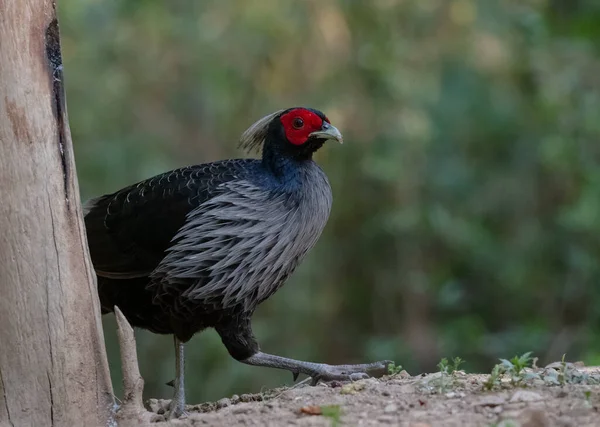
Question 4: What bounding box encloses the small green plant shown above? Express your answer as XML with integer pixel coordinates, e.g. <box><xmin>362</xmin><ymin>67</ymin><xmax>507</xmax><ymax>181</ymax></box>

<box><xmin>583</xmin><ymin>389</ymin><xmax>594</xmax><ymax>409</ymax></box>
<box><xmin>437</xmin><ymin>357</ymin><xmax>464</xmax><ymax>375</ymax></box>
<box><xmin>558</xmin><ymin>354</ymin><xmax>567</xmax><ymax>386</ymax></box>
<box><xmin>484</xmin><ymin>352</ymin><xmax>538</xmax><ymax>390</ymax></box>
<box><xmin>499</xmin><ymin>352</ymin><xmax>536</xmax><ymax>386</ymax></box>
<box><xmin>387</xmin><ymin>362</ymin><xmax>403</xmax><ymax>376</ymax></box>
<box><xmin>450</xmin><ymin>357</ymin><xmax>465</xmax><ymax>374</ymax></box>
<box><xmin>415</xmin><ymin>356</ymin><xmax>467</xmax><ymax>394</ymax></box>
<box><xmin>321</xmin><ymin>405</ymin><xmax>342</xmax><ymax>427</ymax></box>
<box><xmin>484</xmin><ymin>363</ymin><xmax>504</xmax><ymax>391</ymax></box>
<box><xmin>435</xmin><ymin>356</ymin><xmax>466</xmax><ymax>393</ymax></box>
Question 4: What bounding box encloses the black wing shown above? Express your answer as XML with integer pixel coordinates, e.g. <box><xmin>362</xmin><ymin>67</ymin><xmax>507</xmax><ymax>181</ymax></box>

<box><xmin>84</xmin><ymin>159</ymin><xmax>257</xmax><ymax>278</ymax></box>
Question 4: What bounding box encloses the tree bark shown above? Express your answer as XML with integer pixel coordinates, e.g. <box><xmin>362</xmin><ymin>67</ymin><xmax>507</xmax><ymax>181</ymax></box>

<box><xmin>0</xmin><ymin>1</ymin><xmax>114</xmax><ymax>426</ymax></box>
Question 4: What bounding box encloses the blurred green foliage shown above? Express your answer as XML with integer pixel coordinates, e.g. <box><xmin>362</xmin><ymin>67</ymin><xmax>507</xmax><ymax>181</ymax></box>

<box><xmin>59</xmin><ymin>0</ymin><xmax>600</xmax><ymax>402</ymax></box>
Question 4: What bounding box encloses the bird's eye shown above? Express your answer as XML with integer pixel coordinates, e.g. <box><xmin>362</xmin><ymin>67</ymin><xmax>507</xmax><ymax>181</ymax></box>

<box><xmin>292</xmin><ymin>117</ymin><xmax>304</xmax><ymax>129</ymax></box>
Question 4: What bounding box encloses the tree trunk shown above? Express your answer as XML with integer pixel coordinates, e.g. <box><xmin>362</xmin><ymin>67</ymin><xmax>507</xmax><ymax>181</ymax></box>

<box><xmin>0</xmin><ymin>1</ymin><xmax>114</xmax><ymax>426</ymax></box>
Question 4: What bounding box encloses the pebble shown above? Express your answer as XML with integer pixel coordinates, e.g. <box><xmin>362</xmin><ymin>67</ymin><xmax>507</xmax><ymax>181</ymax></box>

<box><xmin>232</xmin><ymin>405</ymin><xmax>253</xmax><ymax>414</ymax></box>
<box><xmin>509</xmin><ymin>390</ymin><xmax>543</xmax><ymax>403</ymax></box>
<box><xmin>446</xmin><ymin>391</ymin><xmax>466</xmax><ymax>399</ymax></box>
<box><xmin>384</xmin><ymin>403</ymin><xmax>398</xmax><ymax>413</ymax></box>
<box><xmin>474</xmin><ymin>395</ymin><xmax>505</xmax><ymax>407</ymax></box>
<box><xmin>193</xmin><ymin>402</ymin><xmax>217</xmax><ymax>413</ymax></box>
<box><xmin>377</xmin><ymin>415</ymin><xmax>396</xmax><ymax>423</ymax></box>
<box><xmin>216</xmin><ymin>398</ymin><xmax>231</xmax><ymax>409</ymax></box>
<box><xmin>398</xmin><ymin>370</ymin><xmax>412</xmax><ymax>379</ymax></box>
<box><xmin>146</xmin><ymin>398</ymin><xmax>171</xmax><ymax>414</ymax></box>
<box><xmin>146</xmin><ymin>398</ymin><xmax>159</xmax><ymax>412</ymax></box>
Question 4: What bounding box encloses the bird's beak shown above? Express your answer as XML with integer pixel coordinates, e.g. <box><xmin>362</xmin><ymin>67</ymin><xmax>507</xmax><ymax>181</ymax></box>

<box><xmin>309</xmin><ymin>122</ymin><xmax>344</xmax><ymax>144</ymax></box>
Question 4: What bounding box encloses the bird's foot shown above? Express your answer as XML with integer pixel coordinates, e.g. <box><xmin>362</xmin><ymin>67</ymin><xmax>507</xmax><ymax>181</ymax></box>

<box><xmin>167</xmin><ymin>401</ymin><xmax>188</xmax><ymax>420</ymax></box>
<box><xmin>168</xmin><ymin>410</ymin><xmax>189</xmax><ymax>420</ymax></box>
<box><xmin>297</xmin><ymin>360</ymin><xmax>393</xmax><ymax>385</ymax></box>
<box><xmin>164</xmin><ymin>378</ymin><xmax>189</xmax><ymax>419</ymax></box>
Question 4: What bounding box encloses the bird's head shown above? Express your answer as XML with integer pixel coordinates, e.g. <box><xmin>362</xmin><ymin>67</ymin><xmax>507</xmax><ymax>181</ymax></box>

<box><xmin>239</xmin><ymin>107</ymin><xmax>343</xmax><ymax>161</ymax></box>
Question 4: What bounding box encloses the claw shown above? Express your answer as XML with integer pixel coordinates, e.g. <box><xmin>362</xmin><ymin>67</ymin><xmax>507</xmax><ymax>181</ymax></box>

<box><xmin>372</xmin><ymin>360</ymin><xmax>395</xmax><ymax>377</ymax></box>
<box><xmin>168</xmin><ymin>408</ymin><xmax>189</xmax><ymax>420</ymax></box>
<box><xmin>310</xmin><ymin>375</ymin><xmax>320</xmax><ymax>386</ymax></box>
<box><xmin>292</xmin><ymin>371</ymin><xmax>299</xmax><ymax>382</ymax></box>
<box><xmin>166</xmin><ymin>379</ymin><xmax>175</xmax><ymax>388</ymax></box>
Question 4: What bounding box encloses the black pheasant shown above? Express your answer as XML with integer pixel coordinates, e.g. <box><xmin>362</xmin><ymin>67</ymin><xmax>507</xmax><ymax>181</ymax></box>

<box><xmin>84</xmin><ymin>107</ymin><xmax>389</xmax><ymax>417</ymax></box>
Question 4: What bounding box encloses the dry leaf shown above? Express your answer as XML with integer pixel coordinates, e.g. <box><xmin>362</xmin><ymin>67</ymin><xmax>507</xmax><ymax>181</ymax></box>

<box><xmin>300</xmin><ymin>405</ymin><xmax>323</xmax><ymax>415</ymax></box>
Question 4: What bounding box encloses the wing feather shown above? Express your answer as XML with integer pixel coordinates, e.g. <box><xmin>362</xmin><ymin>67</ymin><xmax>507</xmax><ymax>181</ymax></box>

<box><xmin>84</xmin><ymin>160</ymin><xmax>257</xmax><ymax>278</ymax></box>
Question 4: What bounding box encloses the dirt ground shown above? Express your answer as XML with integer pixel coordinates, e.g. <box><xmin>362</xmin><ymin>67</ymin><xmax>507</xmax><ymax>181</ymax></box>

<box><xmin>122</xmin><ymin>364</ymin><xmax>600</xmax><ymax>427</ymax></box>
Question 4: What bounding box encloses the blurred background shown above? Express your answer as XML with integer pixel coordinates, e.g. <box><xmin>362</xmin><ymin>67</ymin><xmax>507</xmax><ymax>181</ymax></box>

<box><xmin>59</xmin><ymin>0</ymin><xmax>600</xmax><ymax>402</ymax></box>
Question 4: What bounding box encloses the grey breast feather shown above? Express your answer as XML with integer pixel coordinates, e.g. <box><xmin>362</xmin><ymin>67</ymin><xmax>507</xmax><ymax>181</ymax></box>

<box><xmin>150</xmin><ymin>168</ymin><xmax>332</xmax><ymax>312</ymax></box>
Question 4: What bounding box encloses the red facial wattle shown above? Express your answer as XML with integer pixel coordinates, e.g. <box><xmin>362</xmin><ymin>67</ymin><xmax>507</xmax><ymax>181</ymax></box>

<box><xmin>280</xmin><ymin>108</ymin><xmax>326</xmax><ymax>146</ymax></box>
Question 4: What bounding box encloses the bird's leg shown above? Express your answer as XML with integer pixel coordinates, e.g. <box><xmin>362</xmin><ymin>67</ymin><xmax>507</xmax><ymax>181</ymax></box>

<box><xmin>216</xmin><ymin>316</ymin><xmax>391</xmax><ymax>385</ymax></box>
<box><xmin>242</xmin><ymin>351</ymin><xmax>391</xmax><ymax>385</ymax></box>
<box><xmin>168</xmin><ymin>337</ymin><xmax>186</xmax><ymax>419</ymax></box>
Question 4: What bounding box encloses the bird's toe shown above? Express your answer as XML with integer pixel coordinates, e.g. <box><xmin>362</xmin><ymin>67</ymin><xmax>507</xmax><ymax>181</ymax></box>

<box><xmin>349</xmin><ymin>372</ymin><xmax>369</xmax><ymax>381</ymax></box>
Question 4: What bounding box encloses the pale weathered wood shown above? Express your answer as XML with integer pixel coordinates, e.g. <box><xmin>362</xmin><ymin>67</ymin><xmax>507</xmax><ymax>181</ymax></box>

<box><xmin>114</xmin><ymin>307</ymin><xmax>159</xmax><ymax>425</ymax></box>
<box><xmin>0</xmin><ymin>1</ymin><xmax>115</xmax><ymax>426</ymax></box>
<box><xmin>115</xmin><ymin>306</ymin><xmax>145</xmax><ymax>411</ymax></box>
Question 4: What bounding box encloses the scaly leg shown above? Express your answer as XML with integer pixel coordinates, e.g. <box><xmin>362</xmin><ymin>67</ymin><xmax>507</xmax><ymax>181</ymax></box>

<box><xmin>242</xmin><ymin>351</ymin><xmax>390</xmax><ymax>385</ymax></box>
<box><xmin>168</xmin><ymin>337</ymin><xmax>186</xmax><ymax>419</ymax></box>
<box><xmin>216</xmin><ymin>315</ymin><xmax>391</xmax><ymax>385</ymax></box>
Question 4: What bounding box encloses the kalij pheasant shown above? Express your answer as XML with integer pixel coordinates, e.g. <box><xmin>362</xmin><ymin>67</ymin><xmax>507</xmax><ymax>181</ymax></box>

<box><xmin>84</xmin><ymin>107</ymin><xmax>389</xmax><ymax>417</ymax></box>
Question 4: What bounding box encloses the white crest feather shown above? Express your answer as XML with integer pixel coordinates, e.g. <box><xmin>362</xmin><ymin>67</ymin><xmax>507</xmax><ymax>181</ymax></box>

<box><xmin>238</xmin><ymin>110</ymin><xmax>284</xmax><ymax>153</ymax></box>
